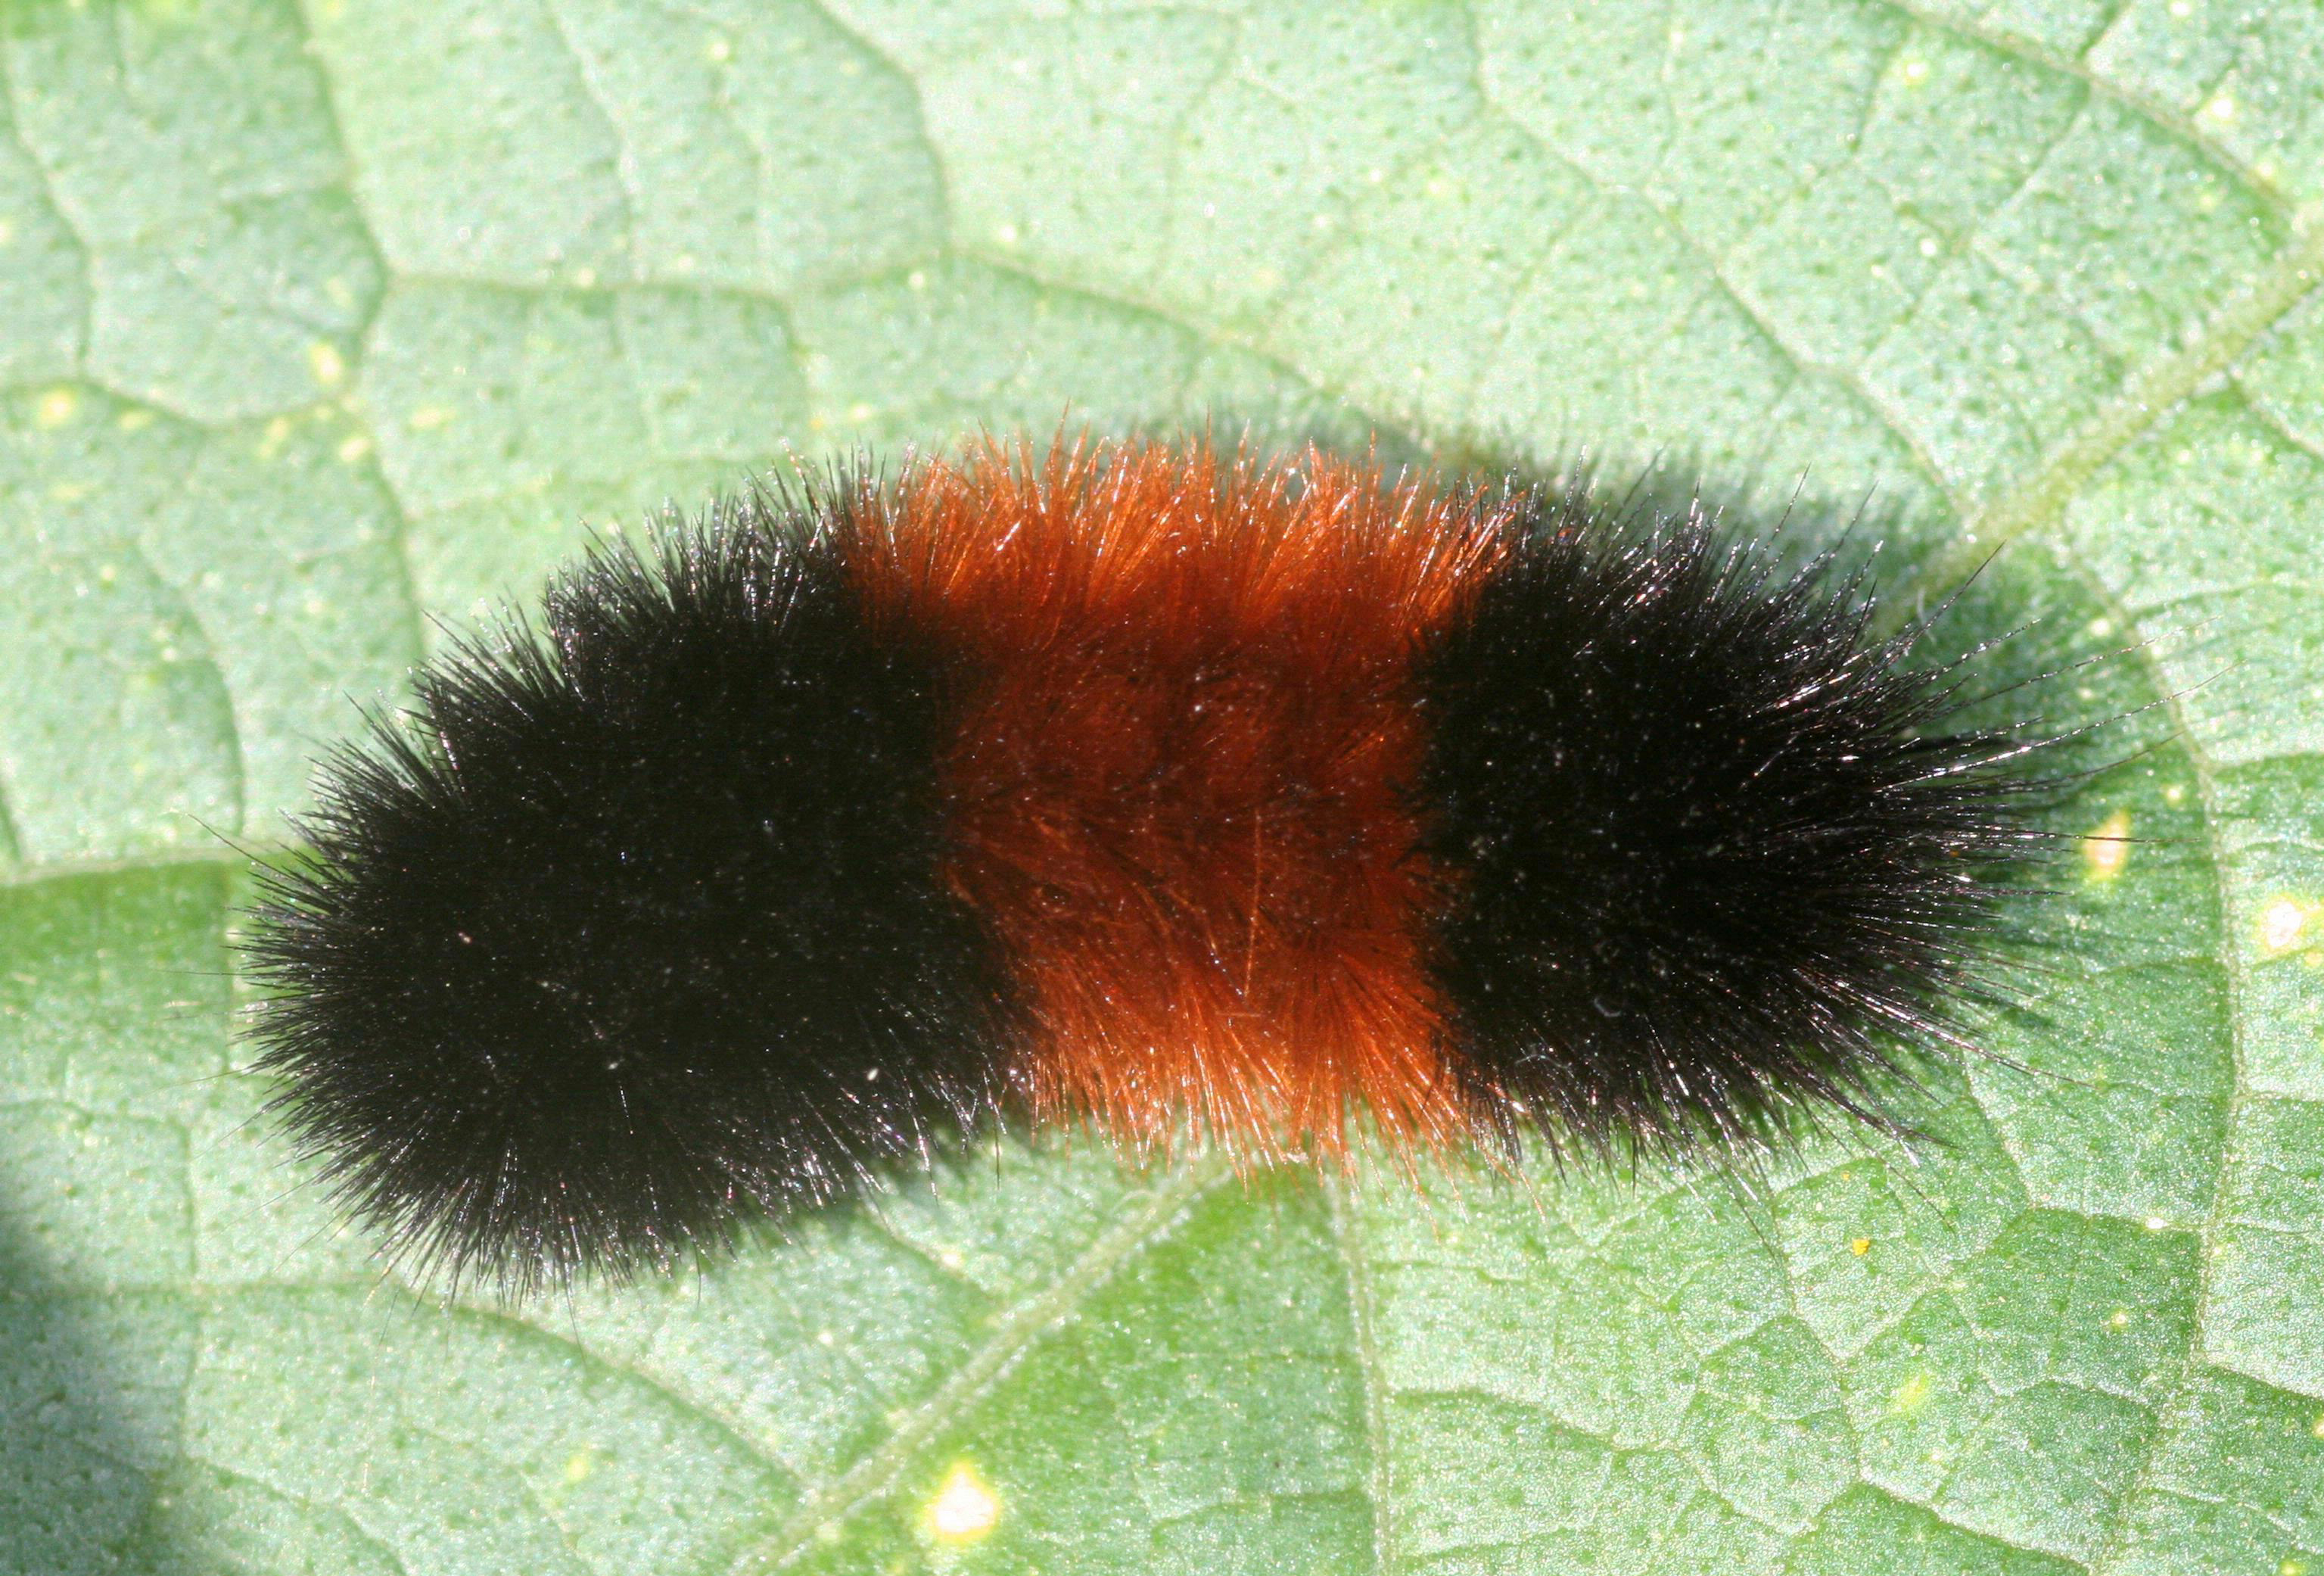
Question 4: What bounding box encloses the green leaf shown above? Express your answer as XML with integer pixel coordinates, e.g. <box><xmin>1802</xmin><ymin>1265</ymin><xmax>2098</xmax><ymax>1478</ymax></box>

<box><xmin>3</xmin><ymin>0</ymin><xmax>2321</xmax><ymax>1571</ymax></box>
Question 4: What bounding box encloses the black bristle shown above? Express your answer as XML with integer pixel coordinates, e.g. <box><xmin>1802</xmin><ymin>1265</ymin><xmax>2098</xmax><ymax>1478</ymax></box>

<box><xmin>1416</xmin><ymin>484</ymin><xmax>2041</xmax><ymax>1160</ymax></box>
<box><xmin>242</xmin><ymin>490</ymin><xmax>1013</xmax><ymax>1296</ymax></box>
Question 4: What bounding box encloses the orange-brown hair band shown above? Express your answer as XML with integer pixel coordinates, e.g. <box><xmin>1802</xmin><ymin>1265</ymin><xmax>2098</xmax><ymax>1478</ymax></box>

<box><xmin>850</xmin><ymin>436</ymin><xmax>1514</xmax><ymax>1164</ymax></box>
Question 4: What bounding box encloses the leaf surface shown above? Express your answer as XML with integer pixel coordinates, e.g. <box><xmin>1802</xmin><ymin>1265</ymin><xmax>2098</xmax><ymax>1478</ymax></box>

<box><xmin>3</xmin><ymin>1</ymin><xmax>2322</xmax><ymax>1571</ymax></box>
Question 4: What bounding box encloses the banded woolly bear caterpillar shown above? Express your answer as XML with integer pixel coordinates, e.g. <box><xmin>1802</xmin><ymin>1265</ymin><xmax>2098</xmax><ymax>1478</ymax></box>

<box><xmin>241</xmin><ymin>434</ymin><xmax>2059</xmax><ymax>1297</ymax></box>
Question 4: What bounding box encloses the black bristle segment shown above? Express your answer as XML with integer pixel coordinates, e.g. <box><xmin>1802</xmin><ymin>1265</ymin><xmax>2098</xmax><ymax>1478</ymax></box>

<box><xmin>243</xmin><ymin>492</ymin><xmax>1013</xmax><ymax>1296</ymax></box>
<box><xmin>1415</xmin><ymin>486</ymin><xmax>2039</xmax><ymax>1160</ymax></box>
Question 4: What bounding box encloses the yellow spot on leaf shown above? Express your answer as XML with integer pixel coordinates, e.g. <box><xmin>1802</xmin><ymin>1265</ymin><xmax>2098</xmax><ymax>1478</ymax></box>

<box><xmin>2261</xmin><ymin>898</ymin><xmax>2316</xmax><ymax>957</ymax></box>
<box><xmin>118</xmin><ymin>408</ymin><xmax>154</xmax><ymax>431</ymax></box>
<box><xmin>1890</xmin><ymin>1373</ymin><xmax>1931</xmax><ymax>1412</ymax></box>
<box><xmin>926</xmin><ymin>1462</ymin><xmax>1000</xmax><ymax>1543</ymax></box>
<box><xmin>35</xmin><ymin>388</ymin><xmax>76</xmax><ymax>429</ymax></box>
<box><xmin>2108</xmin><ymin>1309</ymin><xmax>2130</xmax><ymax>1329</ymax></box>
<box><xmin>1850</xmin><ymin>1237</ymin><xmax>1872</xmax><ymax>1257</ymax></box>
<box><xmin>564</xmin><ymin>1450</ymin><xmax>593</xmax><ymax>1484</ymax></box>
<box><xmin>409</xmin><ymin>404</ymin><xmax>455</xmax><ymax>431</ymax></box>
<box><xmin>309</xmin><ymin>341</ymin><xmax>346</xmax><ymax>388</ymax></box>
<box><xmin>2083</xmin><ymin>809</ymin><xmax>2132</xmax><ymax>882</ymax></box>
<box><xmin>338</xmin><ymin>434</ymin><xmax>373</xmax><ymax>464</ymax></box>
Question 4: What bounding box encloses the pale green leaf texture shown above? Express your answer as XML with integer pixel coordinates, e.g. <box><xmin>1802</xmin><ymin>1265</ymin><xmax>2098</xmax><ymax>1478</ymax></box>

<box><xmin>2</xmin><ymin>0</ymin><xmax>2321</xmax><ymax>1571</ymax></box>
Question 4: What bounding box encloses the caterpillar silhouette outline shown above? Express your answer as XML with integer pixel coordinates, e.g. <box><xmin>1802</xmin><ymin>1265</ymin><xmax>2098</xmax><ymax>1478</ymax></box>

<box><xmin>242</xmin><ymin>435</ymin><xmax>2046</xmax><ymax>1296</ymax></box>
